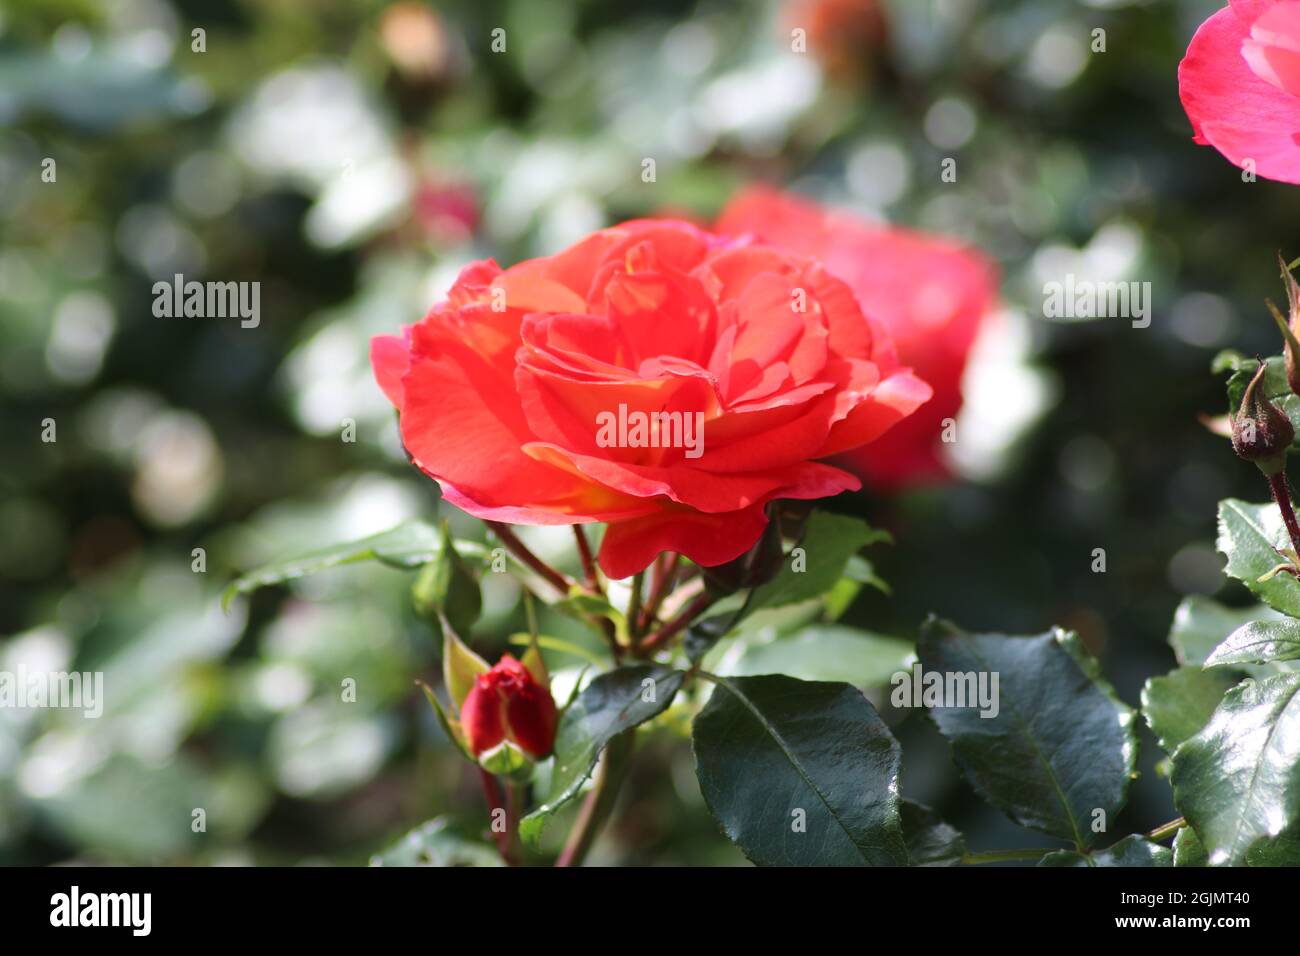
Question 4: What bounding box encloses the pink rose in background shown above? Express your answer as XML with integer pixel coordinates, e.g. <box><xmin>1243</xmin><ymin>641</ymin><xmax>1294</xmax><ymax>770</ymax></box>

<box><xmin>714</xmin><ymin>187</ymin><xmax>999</xmax><ymax>488</ymax></box>
<box><xmin>1179</xmin><ymin>0</ymin><xmax>1300</xmax><ymax>184</ymax></box>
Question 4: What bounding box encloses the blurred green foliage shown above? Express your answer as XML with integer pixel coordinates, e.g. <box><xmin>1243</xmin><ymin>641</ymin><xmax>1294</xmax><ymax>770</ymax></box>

<box><xmin>2</xmin><ymin>0</ymin><xmax>1298</xmax><ymax>865</ymax></box>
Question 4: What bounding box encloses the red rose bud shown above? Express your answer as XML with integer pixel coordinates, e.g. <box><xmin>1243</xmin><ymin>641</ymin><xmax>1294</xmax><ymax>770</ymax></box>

<box><xmin>1231</xmin><ymin>359</ymin><xmax>1294</xmax><ymax>475</ymax></box>
<box><xmin>460</xmin><ymin>654</ymin><xmax>557</xmax><ymax>763</ymax></box>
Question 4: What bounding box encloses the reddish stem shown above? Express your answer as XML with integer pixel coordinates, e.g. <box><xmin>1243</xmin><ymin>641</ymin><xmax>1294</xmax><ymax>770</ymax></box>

<box><xmin>1268</xmin><ymin>472</ymin><xmax>1300</xmax><ymax>555</ymax></box>
<box><xmin>638</xmin><ymin>553</ymin><xmax>681</xmax><ymax>633</ymax></box>
<box><xmin>487</xmin><ymin>522</ymin><xmax>573</xmax><ymax>595</ymax></box>
<box><xmin>635</xmin><ymin>591</ymin><xmax>715</xmax><ymax>657</ymax></box>
<box><xmin>573</xmin><ymin>525</ymin><xmax>599</xmax><ymax>592</ymax></box>
<box><xmin>478</xmin><ymin>769</ymin><xmax>518</xmax><ymax>866</ymax></box>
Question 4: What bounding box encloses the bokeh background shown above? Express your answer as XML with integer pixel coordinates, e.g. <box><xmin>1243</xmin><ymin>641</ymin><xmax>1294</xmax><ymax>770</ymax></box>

<box><xmin>1</xmin><ymin>0</ymin><xmax>1294</xmax><ymax>865</ymax></box>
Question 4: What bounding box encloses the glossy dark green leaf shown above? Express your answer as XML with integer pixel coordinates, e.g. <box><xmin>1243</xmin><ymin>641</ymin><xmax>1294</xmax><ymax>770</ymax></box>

<box><xmin>1142</xmin><ymin>666</ymin><xmax>1242</xmax><ymax>757</ymax></box>
<box><xmin>520</xmin><ymin>665</ymin><xmax>683</xmax><ymax>845</ymax></box>
<box><xmin>683</xmin><ymin>594</ymin><xmax>755</xmax><ymax>663</ymax></box>
<box><xmin>1206</xmin><ymin>619</ymin><xmax>1300</xmax><ymax>668</ymax></box>
<box><xmin>749</xmin><ymin>511</ymin><xmax>888</xmax><ymax>612</ymax></box>
<box><xmin>1173</xmin><ymin>826</ymin><xmax>1208</xmax><ymax>867</ymax></box>
<box><xmin>725</xmin><ymin>625</ymin><xmax>913</xmax><ymax>689</ymax></box>
<box><xmin>1168</xmin><ymin>596</ymin><xmax>1282</xmax><ymax>668</ymax></box>
<box><xmin>1243</xmin><ymin>828</ymin><xmax>1300</xmax><ymax>865</ymax></box>
<box><xmin>900</xmin><ymin>799</ymin><xmax>965</xmax><ymax>867</ymax></box>
<box><xmin>917</xmin><ymin>619</ymin><xmax>1137</xmax><ymax>848</ymax></box>
<box><xmin>692</xmin><ymin>674</ymin><xmax>908</xmax><ymax>866</ymax></box>
<box><xmin>1171</xmin><ymin>672</ymin><xmax>1300</xmax><ymax>866</ymax></box>
<box><xmin>222</xmin><ymin>521</ymin><xmax>490</xmax><ymax>609</ymax></box>
<box><xmin>1216</xmin><ymin>500</ymin><xmax>1300</xmax><ymax>618</ymax></box>
<box><xmin>1038</xmin><ymin>836</ymin><xmax>1171</xmax><ymax>867</ymax></box>
<box><xmin>369</xmin><ymin>817</ymin><xmax>502</xmax><ymax>867</ymax></box>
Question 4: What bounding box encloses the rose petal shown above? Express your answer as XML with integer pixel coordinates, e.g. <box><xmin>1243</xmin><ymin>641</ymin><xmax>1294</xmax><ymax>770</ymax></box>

<box><xmin>1179</xmin><ymin>3</ymin><xmax>1300</xmax><ymax>184</ymax></box>
<box><xmin>597</xmin><ymin>503</ymin><xmax>772</xmax><ymax>578</ymax></box>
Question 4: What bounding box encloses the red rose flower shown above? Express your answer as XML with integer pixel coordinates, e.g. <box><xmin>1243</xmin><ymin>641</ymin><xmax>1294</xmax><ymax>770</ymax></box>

<box><xmin>714</xmin><ymin>187</ymin><xmax>998</xmax><ymax>487</ymax></box>
<box><xmin>1180</xmin><ymin>0</ymin><xmax>1300</xmax><ymax>184</ymax></box>
<box><xmin>371</xmin><ymin>219</ymin><xmax>930</xmax><ymax>578</ymax></box>
<box><xmin>783</xmin><ymin>0</ymin><xmax>886</xmax><ymax>84</ymax></box>
<box><xmin>460</xmin><ymin>655</ymin><xmax>557</xmax><ymax>759</ymax></box>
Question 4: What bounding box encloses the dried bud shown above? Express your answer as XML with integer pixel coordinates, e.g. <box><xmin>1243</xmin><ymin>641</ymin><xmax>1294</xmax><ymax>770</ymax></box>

<box><xmin>460</xmin><ymin>654</ymin><xmax>557</xmax><ymax>768</ymax></box>
<box><xmin>1231</xmin><ymin>359</ymin><xmax>1294</xmax><ymax>475</ymax></box>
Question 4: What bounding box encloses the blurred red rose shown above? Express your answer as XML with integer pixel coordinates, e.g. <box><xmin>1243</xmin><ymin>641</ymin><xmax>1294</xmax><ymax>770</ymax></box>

<box><xmin>460</xmin><ymin>655</ymin><xmax>557</xmax><ymax>759</ymax></box>
<box><xmin>371</xmin><ymin>219</ymin><xmax>930</xmax><ymax>577</ymax></box>
<box><xmin>413</xmin><ymin>177</ymin><xmax>477</xmax><ymax>244</ymax></box>
<box><xmin>783</xmin><ymin>0</ymin><xmax>886</xmax><ymax>84</ymax></box>
<box><xmin>1179</xmin><ymin>0</ymin><xmax>1300</xmax><ymax>184</ymax></box>
<box><xmin>714</xmin><ymin>187</ymin><xmax>998</xmax><ymax>487</ymax></box>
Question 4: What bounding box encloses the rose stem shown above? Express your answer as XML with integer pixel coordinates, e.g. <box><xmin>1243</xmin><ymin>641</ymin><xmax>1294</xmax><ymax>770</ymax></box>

<box><xmin>626</xmin><ymin>570</ymin><xmax>645</xmax><ymax>642</ymax></box>
<box><xmin>478</xmin><ymin>768</ymin><xmax>518</xmax><ymax>866</ymax></box>
<box><xmin>505</xmin><ymin>780</ymin><xmax>522</xmax><ymax>863</ymax></box>
<box><xmin>572</xmin><ymin>525</ymin><xmax>599</xmax><ymax>592</ymax></box>
<box><xmin>637</xmin><ymin>553</ymin><xmax>681</xmax><ymax>633</ymax></box>
<box><xmin>554</xmin><ymin>731</ymin><xmax>634</xmax><ymax>867</ymax></box>
<box><xmin>1267</xmin><ymin>472</ymin><xmax>1300</xmax><ymax>555</ymax></box>
<box><xmin>487</xmin><ymin>521</ymin><xmax>574</xmax><ymax>595</ymax></box>
<box><xmin>635</xmin><ymin>591</ymin><xmax>715</xmax><ymax>658</ymax></box>
<box><xmin>1145</xmin><ymin>817</ymin><xmax>1186</xmax><ymax>843</ymax></box>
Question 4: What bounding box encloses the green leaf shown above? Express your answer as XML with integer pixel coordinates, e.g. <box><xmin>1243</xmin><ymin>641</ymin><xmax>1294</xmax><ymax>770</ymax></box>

<box><xmin>1141</xmin><ymin>666</ymin><xmax>1242</xmax><ymax>757</ymax></box>
<box><xmin>1216</xmin><ymin>499</ymin><xmax>1300</xmax><ymax>618</ymax></box>
<box><xmin>412</xmin><ymin>523</ymin><xmax>482</xmax><ymax>635</ymax></box>
<box><xmin>692</xmin><ymin>674</ymin><xmax>908</xmax><ymax>866</ymax></box>
<box><xmin>900</xmin><ymin>800</ymin><xmax>965</xmax><ymax>867</ymax></box>
<box><xmin>749</xmin><ymin>511</ymin><xmax>888</xmax><ymax>613</ymax></box>
<box><xmin>552</xmin><ymin>590</ymin><xmax>629</xmax><ymax>643</ymax></box>
<box><xmin>417</xmin><ymin>680</ymin><xmax>471</xmax><ymax>760</ymax></box>
<box><xmin>478</xmin><ymin>739</ymin><xmax>530</xmax><ymax>778</ymax></box>
<box><xmin>683</xmin><ymin>594</ymin><xmax>756</xmax><ymax>664</ymax></box>
<box><xmin>1171</xmin><ymin>672</ymin><xmax>1300</xmax><ymax>866</ymax></box>
<box><xmin>506</xmin><ymin>632</ymin><xmax>606</xmax><ymax>668</ymax></box>
<box><xmin>441</xmin><ymin>625</ymin><xmax>489</xmax><ymax>712</ymax></box>
<box><xmin>1206</xmin><ymin>619</ymin><xmax>1300</xmax><ymax>667</ymax></box>
<box><xmin>724</xmin><ymin>625</ymin><xmax>914</xmax><ymax>689</ymax></box>
<box><xmin>519</xmin><ymin>632</ymin><xmax>549</xmax><ymax>686</ymax></box>
<box><xmin>1244</xmin><ymin>828</ymin><xmax>1300</xmax><ymax>865</ymax></box>
<box><xmin>520</xmin><ymin>665</ymin><xmax>684</xmax><ymax>845</ymax></box>
<box><xmin>1173</xmin><ymin>826</ymin><xmax>1208</xmax><ymax>867</ymax></box>
<box><xmin>917</xmin><ymin>619</ymin><xmax>1137</xmax><ymax>848</ymax></box>
<box><xmin>222</xmin><ymin>520</ymin><xmax>489</xmax><ymax>609</ymax></box>
<box><xmin>1168</xmin><ymin>596</ymin><xmax>1282</xmax><ymax>669</ymax></box>
<box><xmin>1038</xmin><ymin>836</ymin><xmax>1172</xmax><ymax>867</ymax></box>
<box><xmin>369</xmin><ymin>817</ymin><xmax>503</xmax><ymax>867</ymax></box>
<box><xmin>1212</xmin><ymin>349</ymin><xmax>1251</xmax><ymax>375</ymax></box>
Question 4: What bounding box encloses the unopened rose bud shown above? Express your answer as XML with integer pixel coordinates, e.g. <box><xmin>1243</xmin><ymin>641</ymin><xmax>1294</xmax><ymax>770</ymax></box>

<box><xmin>700</xmin><ymin>508</ymin><xmax>785</xmax><ymax>595</ymax></box>
<box><xmin>1232</xmin><ymin>359</ymin><xmax>1294</xmax><ymax>475</ymax></box>
<box><xmin>460</xmin><ymin>654</ymin><xmax>557</xmax><ymax>766</ymax></box>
